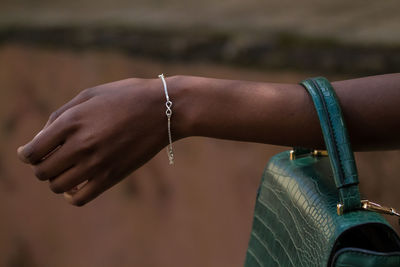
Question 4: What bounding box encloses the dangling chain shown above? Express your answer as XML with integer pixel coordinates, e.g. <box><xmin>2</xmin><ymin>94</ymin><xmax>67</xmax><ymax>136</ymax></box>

<box><xmin>158</xmin><ymin>74</ymin><xmax>174</xmax><ymax>165</ymax></box>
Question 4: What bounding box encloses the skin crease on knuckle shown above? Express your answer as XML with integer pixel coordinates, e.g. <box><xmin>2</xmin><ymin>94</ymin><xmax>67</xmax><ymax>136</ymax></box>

<box><xmin>59</xmin><ymin>108</ymin><xmax>86</xmax><ymax>137</ymax></box>
<box><xmin>63</xmin><ymin>108</ymin><xmax>81</xmax><ymax>126</ymax></box>
<box><xmin>48</xmin><ymin>110</ymin><xmax>60</xmax><ymax>124</ymax></box>
<box><xmin>77</xmin><ymin>130</ymin><xmax>99</xmax><ymax>155</ymax></box>
<box><xmin>80</xmin><ymin>87</ymin><xmax>94</xmax><ymax>98</ymax></box>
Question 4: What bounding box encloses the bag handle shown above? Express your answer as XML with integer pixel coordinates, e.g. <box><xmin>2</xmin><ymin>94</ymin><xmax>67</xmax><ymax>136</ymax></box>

<box><xmin>300</xmin><ymin>77</ymin><xmax>361</xmax><ymax>213</ymax></box>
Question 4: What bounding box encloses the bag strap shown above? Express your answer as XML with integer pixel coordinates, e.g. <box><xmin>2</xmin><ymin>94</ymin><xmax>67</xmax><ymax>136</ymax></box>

<box><xmin>300</xmin><ymin>77</ymin><xmax>361</xmax><ymax>213</ymax></box>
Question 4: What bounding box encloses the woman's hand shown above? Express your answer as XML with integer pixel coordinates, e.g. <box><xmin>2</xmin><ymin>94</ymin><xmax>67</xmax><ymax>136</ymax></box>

<box><xmin>17</xmin><ymin>77</ymin><xmax>186</xmax><ymax>206</ymax></box>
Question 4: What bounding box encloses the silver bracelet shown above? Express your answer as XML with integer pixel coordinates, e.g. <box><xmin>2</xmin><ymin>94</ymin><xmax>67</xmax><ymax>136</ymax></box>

<box><xmin>158</xmin><ymin>74</ymin><xmax>174</xmax><ymax>165</ymax></box>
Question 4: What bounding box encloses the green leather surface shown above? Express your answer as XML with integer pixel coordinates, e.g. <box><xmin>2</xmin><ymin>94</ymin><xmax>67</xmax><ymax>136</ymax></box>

<box><xmin>244</xmin><ymin>151</ymin><xmax>393</xmax><ymax>267</ymax></box>
<box><xmin>333</xmin><ymin>248</ymin><xmax>400</xmax><ymax>267</ymax></box>
<box><xmin>301</xmin><ymin>77</ymin><xmax>360</xmax><ymax>212</ymax></box>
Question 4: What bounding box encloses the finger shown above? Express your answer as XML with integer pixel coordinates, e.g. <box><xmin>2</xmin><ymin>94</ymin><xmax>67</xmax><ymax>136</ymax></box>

<box><xmin>31</xmin><ymin>141</ymin><xmax>77</xmax><ymax>181</ymax></box>
<box><xmin>48</xmin><ymin>166</ymin><xmax>89</xmax><ymax>194</ymax></box>
<box><xmin>18</xmin><ymin>110</ymin><xmax>75</xmax><ymax>164</ymax></box>
<box><xmin>63</xmin><ymin>178</ymin><xmax>105</xmax><ymax>207</ymax></box>
<box><xmin>44</xmin><ymin>88</ymin><xmax>92</xmax><ymax>128</ymax></box>
<box><xmin>17</xmin><ymin>130</ymin><xmax>46</xmax><ymax>164</ymax></box>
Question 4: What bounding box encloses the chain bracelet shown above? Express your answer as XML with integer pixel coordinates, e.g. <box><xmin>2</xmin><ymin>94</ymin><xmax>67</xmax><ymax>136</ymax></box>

<box><xmin>158</xmin><ymin>74</ymin><xmax>174</xmax><ymax>165</ymax></box>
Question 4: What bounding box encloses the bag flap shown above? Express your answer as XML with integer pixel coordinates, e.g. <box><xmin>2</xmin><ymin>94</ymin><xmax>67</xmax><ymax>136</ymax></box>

<box><xmin>332</xmin><ymin>248</ymin><xmax>400</xmax><ymax>267</ymax></box>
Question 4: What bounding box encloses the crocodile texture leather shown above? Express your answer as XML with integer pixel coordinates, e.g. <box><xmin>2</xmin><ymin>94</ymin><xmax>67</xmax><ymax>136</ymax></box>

<box><xmin>301</xmin><ymin>77</ymin><xmax>360</xmax><ymax>212</ymax></box>
<box><xmin>244</xmin><ymin>77</ymin><xmax>400</xmax><ymax>267</ymax></box>
<box><xmin>244</xmin><ymin>151</ymin><xmax>396</xmax><ymax>267</ymax></box>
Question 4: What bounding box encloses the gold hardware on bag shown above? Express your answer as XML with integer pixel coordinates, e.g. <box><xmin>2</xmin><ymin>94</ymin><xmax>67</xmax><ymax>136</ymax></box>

<box><xmin>337</xmin><ymin>200</ymin><xmax>400</xmax><ymax>220</ymax></box>
<box><xmin>290</xmin><ymin>150</ymin><xmax>296</xmax><ymax>160</ymax></box>
<box><xmin>289</xmin><ymin>150</ymin><xmax>296</xmax><ymax>160</ymax></box>
<box><xmin>290</xmin><ymin>149</ymin><xmax>328</xmax><ymax>160</ymax></box>
<box><xmin>312</xmin><ymin>150</ymin><xmax>328</xmax><ymax>157</ymax></box>
<box><xmin>361</xmin><ymin>200</ymin><xmax>400</xmax><ymax>217</ymax></box>
<box><xmin>337</xmin><ymin>203</ymin><xmax>344</xmax><ymax>215</ymax></box>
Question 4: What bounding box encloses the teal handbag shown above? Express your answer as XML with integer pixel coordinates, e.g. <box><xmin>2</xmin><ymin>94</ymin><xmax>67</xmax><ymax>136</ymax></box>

<box><xmin>245</xmin><ymin>77</ymin><xmax>400</xmax><ymax>267</ymax></box>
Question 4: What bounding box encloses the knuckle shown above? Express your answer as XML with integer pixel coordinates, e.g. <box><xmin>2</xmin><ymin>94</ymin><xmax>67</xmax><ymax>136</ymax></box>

<box><xmin>63</xmin><ymin>109</ymin><xmax>79</xmax><ymax>122</ymax></box>
<box><xmin>33</xmin><ymin>167</ymin><xmax>48</xmax><ymax>181</ymax></box>
<box><xmin>49</xmin><ymin>181</ymin><xmax>65</xmax><ymax>194</ymax></box>
<box><xmin>61</xmin><ymin>109</ymin><xmax>82</xmax><ymax>132</ymax></box>
<box><xmin>85</xmin><ymin>156</ymin><xmax>100</xmax><ymax>170</ymax></box>
<box><xmin>80</xmin><ymin>87</ymin><xmax>93</xmax><ymax>99</ymax></box>
<box><xmin>48</xmin><ymin>110</ymin><xmax>59</xmax><ymax>122</ymax></box>
<box><xmin>81</xmin><ymin>145</ymin><xmax>95</xmax><ymax>156</ymax></box>
<box><xmin>79</xmin><ymin>133</ymin><xmax>97</xmax><ymax>152</ymax></box>
<box><xmin>72</xmin><ymin>132</ymin><xmax>99</xmax><ymax>157</ymax></box>
<box><xmin>71</xmin><ymin>197</ymin><xmax>87</xmax><ymax>207</ymax></box>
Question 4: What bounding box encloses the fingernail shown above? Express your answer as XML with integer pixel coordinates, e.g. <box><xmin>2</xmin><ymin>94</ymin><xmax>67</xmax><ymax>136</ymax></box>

<box><xmin>77</xmin><ymin>180</ymin><xmax>88</xmax><ymax>190</ymax></box>
<box><xmin>63</xmin><ymin>192</ymin><xmax>73</xmax><ymax>202</ymax></box>
<box><xmin>17</xmin><ymin>146</ymin><xmax>30</xmax><ymax>163</ymax></box>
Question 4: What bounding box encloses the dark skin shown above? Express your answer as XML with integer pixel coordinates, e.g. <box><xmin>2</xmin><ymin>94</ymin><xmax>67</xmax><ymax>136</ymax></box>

<box><xmin>17</xmin><ymin>73</ymin><xmax>400</xmax><ymax>206</ymax></box>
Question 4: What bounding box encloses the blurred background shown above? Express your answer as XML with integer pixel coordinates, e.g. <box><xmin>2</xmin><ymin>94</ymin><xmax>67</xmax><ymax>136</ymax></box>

<box><xmin>1</xmin><ymin>1</ymin><xmax>400</xmax><ymax>266</ymax></box>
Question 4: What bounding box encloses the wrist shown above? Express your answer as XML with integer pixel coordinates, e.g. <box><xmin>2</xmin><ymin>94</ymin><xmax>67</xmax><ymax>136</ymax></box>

<box><xmin>165</xmin><ymin>75</ymin><xmax>196</xmax><ymax>140</ymax></box>
<box><xmin>166</xmin><ymin>75</ymin><xmax>232</xmax><ymax>140</ymax></box>
<box><xmin>166</xmin><ymin>75</ymin><xmax>244</xmax><ymax>141</ymax></box>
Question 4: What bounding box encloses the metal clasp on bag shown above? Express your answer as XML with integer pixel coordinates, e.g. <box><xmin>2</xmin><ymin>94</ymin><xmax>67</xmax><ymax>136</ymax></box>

<box><xmin>290</xmin><ymin>149</ymin><xmax>328</xmax><ymax>160</ymax></box>
<box><xmin>361</xmin><ymin>200</ymin><xmax>400</xmax><ymax>217</ymax></box>
<box><xmin>311</xmin><ymin>150</ymin><xmax>329</xmax><ymax>157</ymax></box>
<box><xmin>338</xmin><ymin>200</ymin><xmax>400</xmax><ymax>224</ymax></box>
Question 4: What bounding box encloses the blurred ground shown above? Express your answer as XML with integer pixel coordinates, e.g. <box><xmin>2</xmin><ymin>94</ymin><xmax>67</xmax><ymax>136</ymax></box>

<box><xmin>1</xmin><ymin>0</ymin><xmax>400</xmax><ymax>44</ymax></box>
<box><xmin>1</xmin><ymin>1</ymin><xmax>400</xmax><ymax>267</ymax></box>
<box><xmin>1</xmin><ymin>1</ymin><xmax>400</xmax><ymax>75</ymax></box>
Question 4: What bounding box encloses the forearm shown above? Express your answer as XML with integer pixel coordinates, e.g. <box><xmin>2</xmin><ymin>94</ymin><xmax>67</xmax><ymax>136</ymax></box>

<box><xmin>170</xmin><ymin>73</ymin><xmax>400</xmax><ymax>151</ymax></box>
